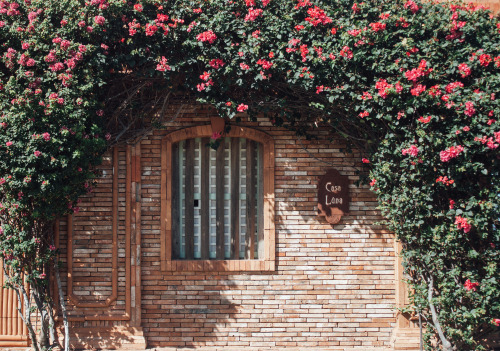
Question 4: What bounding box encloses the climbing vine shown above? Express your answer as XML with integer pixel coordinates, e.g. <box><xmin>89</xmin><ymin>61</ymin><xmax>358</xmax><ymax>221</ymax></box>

<box><xmin>0</xmin><ymin>0</ymin><xmax>499</xmax><ymax>349</ymax></box>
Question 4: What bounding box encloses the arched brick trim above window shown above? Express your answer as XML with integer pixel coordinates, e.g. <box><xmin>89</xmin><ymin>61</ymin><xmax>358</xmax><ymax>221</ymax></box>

<box><xmin>160</xmin><ymin>125</ymin><xmax>275</xmax><ymax>271</ymax></box>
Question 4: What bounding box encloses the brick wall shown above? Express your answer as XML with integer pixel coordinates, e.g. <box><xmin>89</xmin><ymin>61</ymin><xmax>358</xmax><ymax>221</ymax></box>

<box><xmin>58</xmin><ymin>107</ymin><xmax>397</xmax><ymax>349</ymax></box>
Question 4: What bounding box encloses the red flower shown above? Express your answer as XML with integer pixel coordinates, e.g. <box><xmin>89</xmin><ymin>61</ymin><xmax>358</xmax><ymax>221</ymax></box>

<box><xmin>493</xmin><ymin>319</ymin><xmax>500</xmax><ymax>327</ymax></box>
<box><xmin>369</xmin><ymin>22</ymin><xmax>386</xmax><ymax>32</ymax></box>
<box><xmin>245</xmin><ymin>8</ymin><xmax>263</xmax><ymax>22</ymax></box>
<box><xmin>156</xmin><ymin>57</ymin><xmax>171</xmax><ymax>72</ymax></box>
<box><xmin>418</xmin><ymin>116</ymin><xmax>432</xmax><ymax>123</ymax></box>
<box><xmin>445</xmin><ymin>81</ymin><xmax>464</xmax><ymax>93</ymax></box>
<box><xmin>455</xmin><ymin>216</ymin><xmax>472</xmax><ymax>233</ymax></box>
<box><xmin>197</xmin><ymin>30</ymin><xmax>217</xmax><ymax>44</ymax></box>
<box><xmin>361</xmin><ymin>92</ymin><xmax>372</xmax><ymax>100</ymax></box>
<box><xmin>145</xmin><ymin>24</ymin><xmax>158</xmax><ymax>36</ymax></box>
<box><xmin>361</xmin><ymin>158</ymin><xmax>370</xmax><ymax>164</ymax></box>
<box><xmin>464</xmin><ymin>101</ymin><xmax>475</xmax><ymax>117</ymax></box>
<box><xmin>405</xmin><ymin>60</ymin><xmax>432</xmax><ymax>82</ymax></box>
<box><xmin>479</xmin><ymin>54</ymin><xmax>491</xmax><ymax>66</ymax></box>
<box><xmin>402</xmin><ymin>145</ymin><xmax>419</xmax><ymax>157</ymax></box>
<box><xmin>358</xmin><ymin>111</ymin><xmax>369</xmax><ymax>118</ymax></box>
<box><xmin>94</xmin><ymin>15</ymin><xmax>105</xmax><ymax>26</ymax></box>
<box><xmin>411</xmin><ymin>84</ymin><xmax>426</xmax><ymax>96</ymax></box>
<box><xmin>436</xmin><ymin>176</ymin><xmax>454</xmax><ymax>186</ymax></box>
<box><xmin>458</xmin><ymin>63</ymin><xmax>471</xmax><ymax>77</ymax></box>
<box><xmin>209</xmin><ymin>59</ymin><xmax>225</xmax><ymax>69</ymax></box>
<box><xmin>375</xmin><ymin>79</ymin><xmax>392</xmax><ymax>99</ymax></box>
<box><xmin>134</xmin><ymin>3</ymin><xmax>143</xmax><ymax>12</ymax></box>
<box><xmin>34</xmin><ymin>150</ymin><xmax>41</xmax><ymax>157</ymax></box>
<box><xmin>369</xmin><ymin>179</ymin><xmax>376</xmax><ymax>187</ymax></box>
<box><xmin>257</xmin><ymin>59</ymin><xmax>273</xmax><ymax>70</ymax></box>
<box><xmin>340</xmin><ymin>46</ymin><xmax>353</xmax><ymax>59</ymax></box>
<box><xmin>440</xmin><ymin>145</ymin><xmax>464</xmax><ymax>162</ymax></box>
<box><xmin>305</xmin><ymin>6</ymin><xmax>332</xmax><ymax>26</ymax></box>
<box><xmin>237</xmin><ymin>104</ymin><xmax>248</xmax><ymax>112</ymax></box>
<box><xmin>464</xmin><ymin>279</ymin><xmax>479</xmax><ymax>291</ymax></box>
<box><xmin>404</xmin><ymin>0</ymin><xmax>420</xmax><ymax>13</ymax></box>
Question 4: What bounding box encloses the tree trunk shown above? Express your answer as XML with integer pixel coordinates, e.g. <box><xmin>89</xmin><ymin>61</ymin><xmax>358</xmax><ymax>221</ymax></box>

<box><xmin>427</xmin><ymin>276</ymin><xmax>454</xmax><ymax>351</ymax></box>
<box><xmin>55</xmin><ymin>260</ymin><xmax>70</xmax><ymax>351</ymax></box>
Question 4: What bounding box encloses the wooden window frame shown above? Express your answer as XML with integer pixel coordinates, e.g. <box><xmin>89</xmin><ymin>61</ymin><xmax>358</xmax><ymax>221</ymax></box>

<box><xmin>160</xmin><ymin>125</ymin><xmax>275</xmax><ymax>272</ymax></box>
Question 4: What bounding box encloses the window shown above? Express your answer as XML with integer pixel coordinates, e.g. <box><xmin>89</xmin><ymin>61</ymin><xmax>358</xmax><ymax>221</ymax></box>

<box><xmin>160</xmin><ymin>125</ymin><xmax>275</xmax><ymax>271</ymax></box>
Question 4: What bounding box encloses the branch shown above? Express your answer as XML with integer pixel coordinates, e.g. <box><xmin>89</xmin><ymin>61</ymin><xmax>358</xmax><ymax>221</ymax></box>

<box><xmin>426</xmin><ymin>275</ymin><xmax>454</xmax><ymax>351</ymax></box>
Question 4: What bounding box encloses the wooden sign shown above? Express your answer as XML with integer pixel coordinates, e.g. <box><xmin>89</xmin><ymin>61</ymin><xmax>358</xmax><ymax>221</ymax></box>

<box><xmin>317</xmin><ymin>169</ymin><xmax>349</xmax><ymax>224</ymax></box>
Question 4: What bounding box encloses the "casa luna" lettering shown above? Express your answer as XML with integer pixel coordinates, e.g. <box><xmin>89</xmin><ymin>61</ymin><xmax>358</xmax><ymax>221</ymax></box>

<box><xmin>325</xmin><ymin>182</ymin><xmax>343</xmax><ymax>205</ymax></box>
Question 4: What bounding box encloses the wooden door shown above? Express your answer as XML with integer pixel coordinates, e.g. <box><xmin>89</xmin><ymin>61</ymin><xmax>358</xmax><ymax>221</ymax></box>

<box><xmin>0</xmin><ymin>270</ymin><xmax>29</xmax><ymax>347</ymax></box>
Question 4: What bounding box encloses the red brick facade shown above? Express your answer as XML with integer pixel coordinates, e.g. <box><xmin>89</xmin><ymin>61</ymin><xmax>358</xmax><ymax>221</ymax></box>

<box><xmin>55</xmin><ymin>109</ymin><xmax>407</xmax><ymax>350</ymax></box>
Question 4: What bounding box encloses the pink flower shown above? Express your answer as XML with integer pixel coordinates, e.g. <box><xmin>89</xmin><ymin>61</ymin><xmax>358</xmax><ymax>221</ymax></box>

<box><xmin>94</xmin><ymin>16</ymin><xmax>105</xmax><ymax>26</ymax></box>
<box><xmin>34</xmin><ymin>150</ymin><xmax>41</xmax><ymax>157</ymax></box>
<box><xmin>449</xmin><ymin>199</ymin><xmax>455</xmax><ymax>209</ymax></box>
<box><xmin>245</xmin><ymin>8</ymin><xmax>263</xmax><ymax>22</ymax></box>
<box><xmin>436</xmin><ymin>176</ymin><xmax>454</xmax><ymax>186</ymax></box>
<box><xmin>493</xmin><ymin>319</ymin><xmax>500</xmax><ymax>327</ymax></box>
<box><xmin>362</xmin><ymin>158</ymin><xmax>370</xmax><ymax>164</ymax></box>
<box><xmin>361</xmin><ymin>92</ymin><xmax>372</xmax><ymax>100</ymax></box>
<box><xmin>375</xmin><ymin>79</ymin><xmax>392</xmax><ymax>98</ymax></box>
<box><xmin>340</xmin><ymin>46</ymin><xmax>353</xmax><ymax>59</ymax></box>
<box><xmin>418</xmin><ymin>116</ymin><xmax>432</xmax><ymax>123</ymax></box>
<box><xmin>404</xmin><ymin>0</ymin><xmax>420</xmax><ymax>13</ymax></box>
<box><xmin>369</xmin><ymin>22</ymin><xmax>386</xmax><ymax>32</ymax></box>
<box><xmin>134</xmin><ymin>3</ymin><xmax>143</xmax><ymax>11</ymax></box>
<box><xmin>479</xmin><ymin>54</ymin><xmax>491</xmax><ymax>66</ymax></box>
<box><xmin>49</xmin><ymin>245</ymin><xmax>56</xmax><ymax>251</ymax></box>
<box><xmin>209</xmin><ymin>59</ymin><xmax>225</xmax><ymax>69</ymax></box>
<box><xmin>445</xmin><ymin>81</ymin><xmax>464</xmax><ymax>93</ymax></box>
<box><xmin>358</xmin><ymin>111</ymin><xmax>369</xmax><ymax>118</ymax></box>
<box><xmin>5</xmin><ymin>141</ymin><xmax>13</xmax><ymax>147</ymax></box>
<box><xmin>440</xmin><ymin>145</ymin><xmax>464</xmax><ymax>162</ymax></box>
<box><xmin>411</xmin><ymin>84</ymin><xmax>426</xmax><ymax>96</ymax></box>
<box><xmin>458</xmin><ymin>63</ymin><xmax>471</xmax><ymax>77</ymax></box>
<box><xmin>211</xmin><ymin>131</ymin><xmax>221</xmax><ymax>140</ymax></box>
<box><xmin>240</xmin><ymin>62</ymin><xmax>250</xmax><ymax>70</ymax></box>
<box><xmin>464</xmin><ymin>279</ymin><xmax>479</xmax><ymax>291</ymax></box>
<box><xmin>237</xmin><ymin>104</ymin><xmax>248</xmax><ymax>112</ymax></box>
<box><xmin>39</xmin><ymin>273</ymin><xmax>46</xmax><ymax>279</ymax></box>
<box><xmin>455</xmin><ymin>216</ymin><xmax>472</xmax><ymax>233</ymax></box>
<box><xmin>257</xmin><ymin>59</ymin><xmax>273</xmax><ymax>70</ymax></box>
<box><xmin>405</xmin><ymin>60</ymin><xmax>432</xmax><ymax>82</ymax></box>
<box><xmin>369</xmin><ymin>179</ymin><xmax>376</xmax><ymax>187</ymax></box>
<box><xmin>156</xmin><ymin>56</ymin><xmax>171</xmax><ymax>72</ymax></box>
<box><xmin>145</xmin><ymin>24</ymin><xmax>158</xmax><ymax>36</ymax></box>
<box><xmin>197</xmin><ymin>30</ymin><xmax>217</xmax><ymax>44</ymax></box>
<box><xmin>305</xmin><ymin>6</ymin><xmax>332</xmax><ymax>26</ymax></box>
<box><xmin>402</xmin><ymin>145</ymin><xmax>419</xmax><ymax>157</ymax></box>
<box><xmin>464</xmin><ymin>101</ymin><xmax>475</xmax><ymax>117</ymax></box>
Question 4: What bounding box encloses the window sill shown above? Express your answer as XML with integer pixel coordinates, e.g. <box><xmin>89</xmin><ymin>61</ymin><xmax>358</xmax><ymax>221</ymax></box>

<box><xmin>161</xmin><ymin>259</ymin><xmax>275</xmax><ymax>272</ymax></box>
